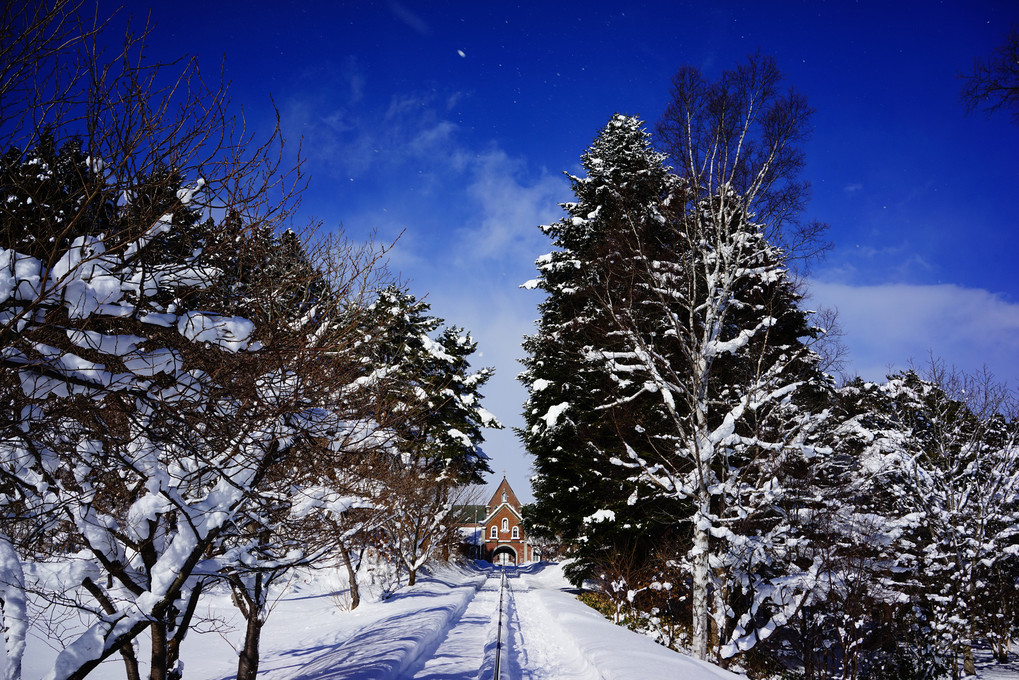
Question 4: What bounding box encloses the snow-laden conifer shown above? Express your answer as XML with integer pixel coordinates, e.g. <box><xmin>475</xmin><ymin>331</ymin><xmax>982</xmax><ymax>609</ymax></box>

<box><xmin>880</xmin><ymin>366</ymin><xmax>1019</xmax><ymax>677</ymax></box>
<box><xmin>354</xmin><ymin>287</ymin><xmax>499</xmax><ymax>585</ymax></box>
<box><xmin>520</xmin><ymin>114</ymin><xmax>680</xmax><ymax>586</ymax></box>
<box><xmin>524</xmin><ymin>90</ymin><xmax>834</xmax><ymax>662</ymax></box>
<box><xmin>784</xmin><ymin>366</ymin><xmax>1019</xmax><ymax>678</ymax></box>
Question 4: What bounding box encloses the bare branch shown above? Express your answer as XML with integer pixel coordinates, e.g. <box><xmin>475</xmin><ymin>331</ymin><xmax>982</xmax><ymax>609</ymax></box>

<box><xmin>960</xmin><ymin>25</ymin><xmax>1019</xmax><ymax>124</ymax></box>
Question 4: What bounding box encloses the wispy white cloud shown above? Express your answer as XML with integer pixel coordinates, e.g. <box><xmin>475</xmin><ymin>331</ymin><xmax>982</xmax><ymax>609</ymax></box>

<box><xmin>283</xmin><ymin>87</ymin><xmax>468</xmax><ymax>182</ymax></box>
<box><xmin>457</xmin><ymin>149</ymin><xmax>566</xmax><ymax>266</ymax></box>
<box><xmin>809</xmin><ymin>280</ymin><xmax>1019</xmax><ymax>387</ymax></box>
<box><xmin>288</xmin><ymin>83</ymin><xmax>569</xmax><ymax>501</ymax></box>
<box><xmin>388</xmin><ymin>1</ymin><xmax>431</xmax><ymax>36</ymax></box>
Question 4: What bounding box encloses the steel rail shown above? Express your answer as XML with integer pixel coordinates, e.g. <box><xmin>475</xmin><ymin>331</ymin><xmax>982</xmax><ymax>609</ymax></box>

<box><xmin>492</xmin><ymin>568</ymin><xmax>507</xmax><ymax>680</ymax></box>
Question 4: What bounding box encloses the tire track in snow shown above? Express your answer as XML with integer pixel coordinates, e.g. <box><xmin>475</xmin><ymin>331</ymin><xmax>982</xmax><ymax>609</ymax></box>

<box><xmin>275</xmin><ymin>570</ymin><xmax>486</xmax><ymax>680</ymax></box>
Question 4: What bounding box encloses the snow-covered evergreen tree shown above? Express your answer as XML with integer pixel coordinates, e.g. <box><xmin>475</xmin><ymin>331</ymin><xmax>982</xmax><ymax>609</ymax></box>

<box><xmin>354</xmin><ymin>287</ymin><xmax>499</xmax><ymax>584</ymax></box>
<box><xmin>882</xmin><ymin>367</ymin><xmax>1019</xmax><ymax>678</ymax></box>
<box><xmin>524</xmin><ymin>106</ymin><xmax>833</xmax><ymax>662</ymax></box>
<box><xmin>519</xmin><ymin>114</ymin><xmax>681</xmax><ymax>585</ymax></box>
<box><xmin>783</xmin><ymin>377</ymin><xmax>926</xmax><ymax>679</ymax></box>
<box><xmin>781</xmin><ymin>367</ymin><xmax>1019</xmax><ymax>680</ymax></box>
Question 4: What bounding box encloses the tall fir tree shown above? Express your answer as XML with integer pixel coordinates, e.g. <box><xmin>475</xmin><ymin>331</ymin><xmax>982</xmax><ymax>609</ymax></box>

<box><xmin>523</xmin><ymin>112</ymin><xmax>834</xmax><ymax>661</ymax></box>
<box><xmin>355</xmin><ymin>286</ymin><xmax>498</xmax><ymax>584</ymax></box>
<box><xmin>519</xmin><ymin>114</ymin><xmax>682</xmax><ymax>584</ymax></box>
<box><xmin>361</xmin><ymin>286</ymin><xmax>497</xmax><ymax>483</ymax></box>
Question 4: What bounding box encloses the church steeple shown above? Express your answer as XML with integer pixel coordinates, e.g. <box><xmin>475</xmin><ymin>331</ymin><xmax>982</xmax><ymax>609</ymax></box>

<box><xmin>487</xmin><ymin>476</ymin><xmax>521</xmax><ymax>511</ymax></box>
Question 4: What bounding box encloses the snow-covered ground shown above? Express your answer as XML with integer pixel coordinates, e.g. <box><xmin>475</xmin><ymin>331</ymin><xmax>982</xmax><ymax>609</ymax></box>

<box><xmin>11</xmin><ymin>561</ymin><xmax>1019</xmax><ymax>679</ymax></box>
<box><xmin>974</xmin><ymin>651</ymin><xmax>1019</xmax><ymax>680</ymax></box>
<box><xmin>12</xmin><ymin>561</ymin><xmax>735</xmax><ymax>679</ymax></box>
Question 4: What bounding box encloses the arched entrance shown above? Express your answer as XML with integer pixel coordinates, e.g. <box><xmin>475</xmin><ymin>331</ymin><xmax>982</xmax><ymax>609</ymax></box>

<box><xmin>492</xmin><ymin>546</ymin><xmax>517</xmax><ymax>566</ymax></box>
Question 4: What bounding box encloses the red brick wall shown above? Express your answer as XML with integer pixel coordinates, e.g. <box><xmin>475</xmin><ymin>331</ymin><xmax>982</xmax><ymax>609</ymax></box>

<box><xmin>483</xmin><ymin>505</ymin><xmax>530</xmax><ymax>563</ymax></box>
<box><xmin>480</xmin><ymin>478</ymin><xmax>532</xmax><ymax>563</ymax></box>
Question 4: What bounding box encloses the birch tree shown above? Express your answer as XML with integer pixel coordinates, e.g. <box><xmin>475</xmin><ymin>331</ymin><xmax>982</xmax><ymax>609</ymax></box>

<box><xmin>599</xmin><ymin>185</ymin><xmax>831</xmax><ymax>661</ymax></box>
<box><xmin>655</xmin><ymin>53</ymin><xmax>830</xmax><ymax>265</ymax></box>
<box><xmin>588</xmin><ymin>56</ymin><xmax>833</xmax><ymax>661</ymax></box>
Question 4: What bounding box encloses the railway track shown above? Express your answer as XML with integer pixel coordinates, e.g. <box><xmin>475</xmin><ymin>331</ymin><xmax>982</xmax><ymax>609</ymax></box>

<box><xmin>408</xmin><ymin>570</ymin><xmax>507</xmax><ymax>679</ymax></box>
<box><xmin>409</xmin><ymin>566</ymin><xmax>595</xmax><ymax>680</ymax></box>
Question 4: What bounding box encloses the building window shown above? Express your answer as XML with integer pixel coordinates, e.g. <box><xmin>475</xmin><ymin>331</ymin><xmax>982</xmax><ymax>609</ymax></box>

<box><xmin>512</xmin><ymin>526</ymin><xmax>519</xmax><ymax>539</ymax></box>
<box><xmin>490</xmin><ymin>526</ymin><xmax>498</xmax><ymax>539</ymax></box>
<box><xmin>502</xmin><ymin>518</ymin><xmax>508</xmax><ymax>532</ymax></box>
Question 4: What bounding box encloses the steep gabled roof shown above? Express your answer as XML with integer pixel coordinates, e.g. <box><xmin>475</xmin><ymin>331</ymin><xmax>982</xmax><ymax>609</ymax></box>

<box><xmin>482</xmin><ymin>477</ymin><xmax>525</xmax><ymax>525</ymax></box>
<box><xmin>483</xmin><ymin>502</ymin><xmax>523</xmax><ymax>525</ymax></box>
<box><xmin>487</xmin><ymin>477</ymin><xmax>521</xmax><ymax>511</ymax></box>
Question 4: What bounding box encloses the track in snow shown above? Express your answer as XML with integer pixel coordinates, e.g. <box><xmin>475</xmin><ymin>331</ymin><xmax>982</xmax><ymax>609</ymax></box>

<box><xmin>408</xmin><ymin>572</ymin><xmax>502</xmax><ymax>680</ymax></box>
<box><xmin>501</xmin><ymin>569</ymin><xmax>599</xmax><ymax>680</ymax></box>
<box><xmin>407</xmin><ymin>566</ymin><xmax>597</xmax><ymax>680</ymax></box>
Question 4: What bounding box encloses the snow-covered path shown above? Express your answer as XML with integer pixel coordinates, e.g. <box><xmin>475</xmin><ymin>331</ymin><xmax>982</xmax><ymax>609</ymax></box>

<box><xmin>500</xmin><ymin>568</ymin><xmax>599</xmax><ymax>679</ymax></box>
<box><xmin>10</xmin><ymin>561</ymin><xmax>742</xmax><ymax>679</ymax></box>
<box><xmin>407</xmin><ymin>566</ymin><xmax>597</xmax><ymax>680</ymax></box>
<box><xmin>407</xmin><ymin>572</ymin><xmax>503</xmax><ymax>679</ymax></box>
<box><xmin>13</xmin><ymin>561</ymin><xmax>1019</xmax><ymax>679</ymax></box>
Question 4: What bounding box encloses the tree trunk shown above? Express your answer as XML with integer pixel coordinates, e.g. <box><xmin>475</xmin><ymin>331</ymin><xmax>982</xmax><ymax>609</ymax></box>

<box><xmin>82</xmin><ymin>577</ymin><xmax>142</xmax><ymax>680</ymax></box>
<box><xmin>236</xmin><ymin>609</ymin><xmax>262</xmax><ymax>680</ymax></box>
<box><xmin>963</xmin><ymin>644</ymin><xmax>976</xmax><ymax>676</ymax></box>
<box><xmin>711</xmin><ymin>566</ymin><xmax>729</xmax><ymax>665</ymax></box>
<box><xmin>149</xmin><ymin>621</ymin><xmax>168</xmax><ymax>680</ymax></box>
<box><xmin>231</xmin><ymin>570</ymin><xmax>266</xmax><ymax>680</ymax></box>
<box><xmin>167</xmin><ymin>582</ymin><xmax>204</xmax><ymax>680</ymax></box>
<box><xmin>338</xmin><ymin>539</ymin><xmax>361</xmax><ymax>610</ymax></box>
<box><xmin>691</xmin><ymin>500</ymin><xmax>711</xmax><ymax>661</ymax></box>
<box><xmin>120</xmin><ymin>641</ymin><xmax>142</xmax><ymax>680</ymax></box>
<box><xmin>408</xmin><ymin>567</ymin><xmax>417</xmax><ymax>586</ymax></box>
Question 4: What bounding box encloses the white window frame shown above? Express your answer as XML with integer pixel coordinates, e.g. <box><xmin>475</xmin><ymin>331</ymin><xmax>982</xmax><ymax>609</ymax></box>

<box><xmin>511</xmin><ymin>526</ymin><xmax>519</xmax><ymax>539</ymax></box>
<box><xmin>490</xmin><ymin>526</ymin><xmax>498</xmax><ymax>539</ymax></box>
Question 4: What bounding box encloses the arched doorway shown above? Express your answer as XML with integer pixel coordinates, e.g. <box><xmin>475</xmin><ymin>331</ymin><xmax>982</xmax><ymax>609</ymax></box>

<box><xmin>492</xmin><ymin>546</ymin><xmax>517</xmax><ymax>566</ymax></box>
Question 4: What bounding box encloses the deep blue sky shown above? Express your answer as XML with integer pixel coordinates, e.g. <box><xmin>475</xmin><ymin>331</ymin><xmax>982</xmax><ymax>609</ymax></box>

<box><xmin>104</xmin><ymin>1</ymin><xmax>1019</xmax><ymax>501</ymax></box>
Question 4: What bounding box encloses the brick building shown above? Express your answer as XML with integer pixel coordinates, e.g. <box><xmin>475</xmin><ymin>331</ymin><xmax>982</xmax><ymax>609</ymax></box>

<box><xmin>480</xmin><ymin>477</ymin><xmax>534</xmax><ymax>565</ymax></box>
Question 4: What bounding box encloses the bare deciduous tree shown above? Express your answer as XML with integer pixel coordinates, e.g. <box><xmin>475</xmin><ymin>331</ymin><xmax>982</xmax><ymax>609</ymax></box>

<box><xmin>656</xmin><ymin>52</ymin><xmax>831</xmax><ymax>267</ymax></box>
<box><xmin>960</xmin><ymin>26</ymin><xmax>1019</xmax><ymax>124</ymax></box>
<box><xmin>0</xmin><ymin>3</ymin><xmax>396</xmax><ymax>680</ymax></box>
